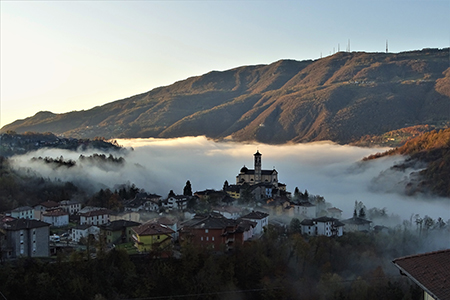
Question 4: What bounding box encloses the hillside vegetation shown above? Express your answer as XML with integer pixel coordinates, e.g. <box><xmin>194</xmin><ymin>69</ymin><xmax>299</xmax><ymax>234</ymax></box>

<box><xmin>364</xmin><ymin>128</ymin><xmax>450</xmax><ymax>197</ymax></box>
<box><xmin>2</xmin><ymin>48</ymin><xmax>449</xmax><ymax>145</ymax></box>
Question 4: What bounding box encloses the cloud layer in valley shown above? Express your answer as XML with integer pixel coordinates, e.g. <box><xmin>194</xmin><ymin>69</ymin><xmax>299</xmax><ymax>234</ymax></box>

<box><xmin>10</xmin><ymin>136</ymin><xmax>450</xmax><ymax>223</ymax></box>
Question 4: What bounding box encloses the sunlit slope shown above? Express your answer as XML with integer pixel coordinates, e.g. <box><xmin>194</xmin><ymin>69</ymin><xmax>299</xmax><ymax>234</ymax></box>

<box><xmin>2</xmin><ymin>48</ymin><xmax>449</xmax><ymax>144</ymax></box>
<box><xmin>365</xmin><ymin>128</ymin><xmax>450</xmax><ymax>197</ymax></box>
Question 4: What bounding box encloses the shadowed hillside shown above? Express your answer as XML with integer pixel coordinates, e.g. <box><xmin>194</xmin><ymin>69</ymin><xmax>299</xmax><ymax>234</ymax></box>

<box><xmin>2</xmin><ymin>48</ymin><xmax>449</xmax><ymax>145</ymax></box>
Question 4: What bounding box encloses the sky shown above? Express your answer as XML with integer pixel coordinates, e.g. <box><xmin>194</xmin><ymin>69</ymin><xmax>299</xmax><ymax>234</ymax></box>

<box><xmin>10</xmin><ymin>137</ymin><xmax>450</xmax><ymax>223</ymax></box>
<box><xmin>1</xmin><ymin>0</ymin><xmax>449</xmax><ymax>128</ymax></box>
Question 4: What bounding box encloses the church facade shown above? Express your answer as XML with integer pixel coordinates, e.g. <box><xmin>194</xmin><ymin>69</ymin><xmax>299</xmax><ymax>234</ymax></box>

<box><xmin>236</xmin><ymin>151</ymin><xmax>278</xmax><ymax>186</ymax></box>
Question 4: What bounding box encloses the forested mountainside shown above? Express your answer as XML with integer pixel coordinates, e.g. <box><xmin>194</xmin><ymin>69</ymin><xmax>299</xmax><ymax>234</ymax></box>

<box><xmin>2</xmin><ymin>48</ymin><xmax>449</xmax><ymax>145</ymax></box>
<box><xmin>364</xmin><ymin>128</ymin><xmax>450</xmax><ymax>197</ymax></box>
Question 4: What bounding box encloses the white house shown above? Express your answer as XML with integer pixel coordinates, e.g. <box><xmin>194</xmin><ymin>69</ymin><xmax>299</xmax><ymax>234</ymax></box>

<box><xmin>300</xmin><ymin>217</ymin><xmax>344</xmax><ymax>237</ymax></box>
<box><xmin>71</xmin><ymin>224</ymin><xmax>100</xmax><ymax>243</ymax></box>
<box><xmin>59</xmin><ymin>200</ymin><xmax>82</xmax><ymax>215</ymax></box>
<box><xmin>9</xmin><ymin>206</ymin><xmax>34</xmax><ymax>220</ymax></box>
<box><xmin>42</xmin><ymin>210</ymin><xmax>69</xmax><ymax>227</ymax></box>
<box><xmin>237</xmin><ymin>220</ymin><xmax>256</xmax><ymax>241</ymax></box>
<box><xmin>240</xmin><ymin>211</ymin><xmax>269</xmax><ymax>236</ymax></box>
<box><xmin>341</xmin><ymin>216</ymin><xmax>372</xmax><ymax>232</ymax></box>
<box><xmin>79</xmin><ymin>209</ymin><xmax>109</xmax><ymax>226</ymax></box>
<box><xmin>164</xmin><ymin>195</ymin><xmax>189</xmax><ymax>211</ymax></box>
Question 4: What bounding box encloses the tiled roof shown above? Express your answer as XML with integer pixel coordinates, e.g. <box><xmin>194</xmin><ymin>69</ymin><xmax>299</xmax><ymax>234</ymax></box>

<box><xmin>133</xmin><ymin>222</ymin><xmax>175</xmax><ymax>236</ymax></box>
<box><xmin>155</xmin><ymin>217</ymin><xmax>176</xmax><ymax>226</ymax></box>
<box><xmin>11</xmin><ymin>206</ymin><xmax>33</xmax><ymax>212</ymax></box>
<box><xmin>36</xmin><ymin>200</ymin><xmax>60</xmax><ymax>208</ymax></box>
<box><xmin>3</xmin><ymin>219</ymin><xmax>50</xmax><ymax>230</ymax></box>
<box><xmin>181</xmin><ymin>214</ymin><xmax>238</xmax><ymax>230</ymax></box>
<box><xmin>241</xmin><ymin>211</ymin><xmax>269</xmax><ymax>220</ymax></box>
<box><xmin>300</xmin><ymin>219</ymin><xmax>315</xmax><ymax>226</ymax></box>
<box><xmin>393</xmin><ymin>249</ymin><xmax>450</xmax><ymax>300</ymax></box>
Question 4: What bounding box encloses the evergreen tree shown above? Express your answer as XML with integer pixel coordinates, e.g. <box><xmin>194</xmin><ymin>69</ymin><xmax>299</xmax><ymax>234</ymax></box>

<box><xmin>290</xmin><ymin>218</ymin><xmax>302</xmax><ymax>233</ymax></box>
<box><xmin>359</xmin><ymin>207</ymin><xmax>366</xmax><ymax>218</ymax></box>
<box><xmin>223</xmin><ymin>180</ymin><xmax>229</xmax><ymax>191</ymax></box>
<box><xmin>302</xmin><ymin>189</ymin><xmax>309</xmax><ymax>201</ymax></box>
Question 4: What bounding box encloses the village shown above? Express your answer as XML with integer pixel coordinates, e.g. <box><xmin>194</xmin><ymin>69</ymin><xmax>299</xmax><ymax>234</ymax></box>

<box><xmin>0</xmin><ymin>150</ymin><xmax>378</xmax><ymax>260</ymax></box>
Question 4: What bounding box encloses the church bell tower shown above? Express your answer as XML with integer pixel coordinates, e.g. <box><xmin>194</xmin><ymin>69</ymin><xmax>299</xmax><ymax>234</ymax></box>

<box><xmin>254</xmin><ymin>150</ymin><xmax>262</xmax><ymax>183</ymax></box>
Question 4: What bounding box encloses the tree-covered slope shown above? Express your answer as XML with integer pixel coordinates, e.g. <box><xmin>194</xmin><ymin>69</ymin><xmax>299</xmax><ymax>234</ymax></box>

<box><xmin>365</xmin><ymin>128</ymin><xmax>450</xmax><ymax>197</ymax></box>
<box><xmin>2</xmin><ymin>48</ymin><xmax>449</xmax><ymax>145</ymax></box>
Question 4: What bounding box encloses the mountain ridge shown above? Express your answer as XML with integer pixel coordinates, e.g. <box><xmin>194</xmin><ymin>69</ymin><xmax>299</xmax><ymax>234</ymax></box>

<box><xmin>2</xmin><ymin>48</ymin><xmax>449</xmax><ymax>144</ymax></box>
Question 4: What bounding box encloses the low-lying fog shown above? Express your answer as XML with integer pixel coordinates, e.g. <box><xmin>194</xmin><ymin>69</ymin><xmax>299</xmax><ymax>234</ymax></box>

<box><xmin>11</xmin><ymin>136</ymin><xmax>450</xmax><ymax>223</ymax></box>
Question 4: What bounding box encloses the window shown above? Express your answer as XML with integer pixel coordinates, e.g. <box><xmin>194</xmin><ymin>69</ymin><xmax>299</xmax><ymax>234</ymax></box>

<box><xmin>205</xmin><ymin>229</ymin><xmax>209</xmax><ymax>233</ymax></box>
<box><xmin>201</xmin><ymin>237</ymin><xmax>203</xmax><ymax>241</ymax></box>
<box><xmin>212</xmin><ymin>237</ymin><xmax>214</xmax><ymax>241</ymax></box>
<box><xmin>206</xmin><ymin>237</ymin><xmax>209</xmax><ymax>241</ymax></box>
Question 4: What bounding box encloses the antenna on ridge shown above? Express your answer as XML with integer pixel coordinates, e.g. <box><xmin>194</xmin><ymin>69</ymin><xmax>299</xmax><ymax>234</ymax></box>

<box><xmin>386</xmin><ymin>40</ymin><xmax>389</xmax><ymax>53</ymax></box>
<box><xmin>347</xmin><ymin>39</ymin><xmax>351</xmax><ymax>52</ymax></box>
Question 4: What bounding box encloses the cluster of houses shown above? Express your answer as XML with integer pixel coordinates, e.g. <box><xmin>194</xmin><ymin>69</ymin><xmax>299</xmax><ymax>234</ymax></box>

<box><xmin>0</xmin><ymin>199</ymin><xmax>272</xmax><ymax>259</ymax></box>
<box><xmin>0</xmin><ymin>150</ymin><xmax>375</xmax><ymax>260</ymax></box>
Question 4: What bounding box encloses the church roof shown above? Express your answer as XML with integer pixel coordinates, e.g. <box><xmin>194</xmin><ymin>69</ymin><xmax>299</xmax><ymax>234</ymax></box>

<box><xmin>238</xmin><ymin>169</ymin><xmax>277</xmax><ymax>175</ymax></box>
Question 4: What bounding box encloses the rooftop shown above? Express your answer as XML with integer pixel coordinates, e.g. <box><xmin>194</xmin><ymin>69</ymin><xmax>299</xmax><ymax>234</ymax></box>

<box><xmin>241</xmin><ymin>211</ymin><xmax>269</xmax><ymax>220</ymax></box>
<box><xmin>393</xmin><ymin>249</ymin><xmax>450</xmax><ymax>300</ymax></box>
<box><xmin>3</xmin><ymin>219</ymin><xmax>50</xmax><ymax>230</ymax></box>
<box><xmin>133</xmin><ymin>222</ymin><xmax>175</xmax><ymax>236</ymax></box>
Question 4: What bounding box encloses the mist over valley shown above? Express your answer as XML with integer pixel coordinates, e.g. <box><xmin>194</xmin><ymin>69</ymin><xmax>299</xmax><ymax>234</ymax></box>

<box><xmin>10</xmin><ymin>136</ymin><xmax>450</xmax><ymax>224</ymax></box>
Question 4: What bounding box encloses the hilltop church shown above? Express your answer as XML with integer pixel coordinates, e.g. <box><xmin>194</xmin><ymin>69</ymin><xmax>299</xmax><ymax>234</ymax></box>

<box><xmin>236</xmin><ymin>151</ymin><xmax>279</xmax><ymax>187</ymax></box>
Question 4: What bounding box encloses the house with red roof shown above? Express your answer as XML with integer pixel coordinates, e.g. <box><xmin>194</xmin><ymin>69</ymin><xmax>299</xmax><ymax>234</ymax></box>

<box><xmin>180</xmin><ymin>213</ymin><xmax>242</xmax><ymax>251</ymax></box>
<box><xmin>393</xmin><ymin>249</ymin><xmax>450</xmax><ymax>300</ymax></box>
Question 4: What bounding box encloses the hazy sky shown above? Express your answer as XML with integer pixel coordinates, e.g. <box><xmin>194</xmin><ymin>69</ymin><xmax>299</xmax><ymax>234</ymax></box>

<box><xmin>1</xmin><ymin>1</ymin><xmax>449</xmax><ymax>127</ymax></box>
